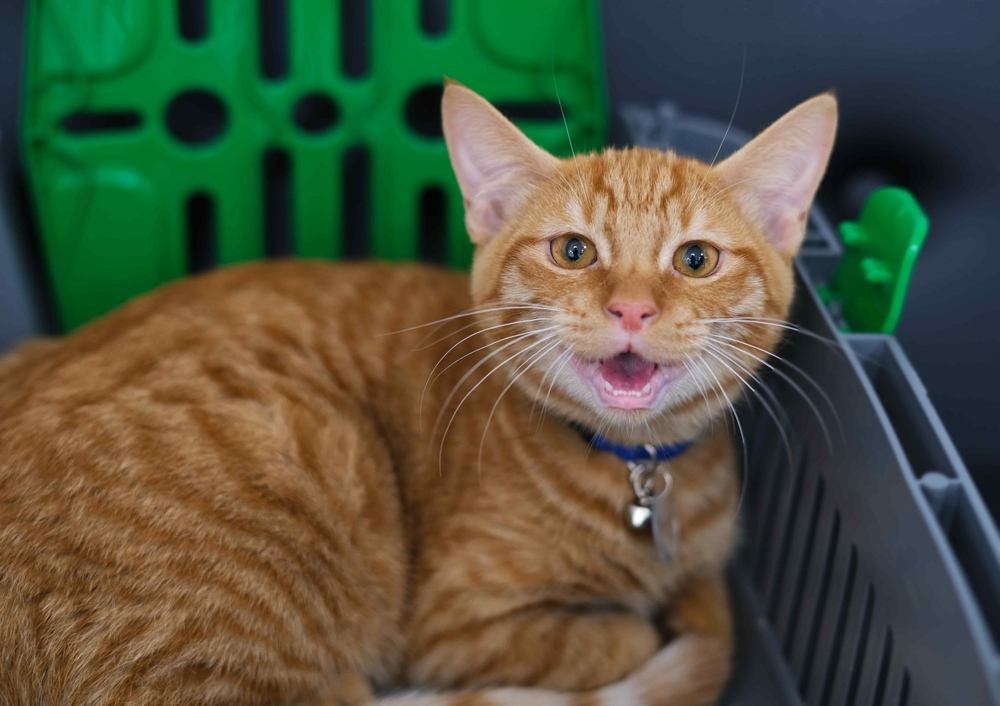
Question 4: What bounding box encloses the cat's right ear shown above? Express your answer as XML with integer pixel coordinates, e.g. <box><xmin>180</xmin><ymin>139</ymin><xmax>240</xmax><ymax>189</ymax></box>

<box><xmin>712</xmin><ymin>93</ymin><xmax>838</xmax><ymax>257</ymax></box>
<box><xmin>442</xmin><ymin>81</ymin><xmax>559</xmax><ymax>244</ymax></box>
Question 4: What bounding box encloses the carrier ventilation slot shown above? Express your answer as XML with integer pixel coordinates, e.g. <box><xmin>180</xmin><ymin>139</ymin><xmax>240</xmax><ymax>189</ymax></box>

<box><xmin>62</xmin><ymin>111</ymin><xmax>142</xmax><ymax>134</ymax></box>
<box><xmin>263</xmin><ymin>149</ymin><xmax>293</xmax><ymax>256</ymax></box>
<box><xmin>742</xmin><ymin>411</ymin><xmax>781</xmax><ymax>544</ymax></box>
<box><xmin>293</xmin><ymin>94</ymin><xmax>340</xmax><ymax>134</ymax></box>
<box><xmin>177</xmin><ymin>0</ymin><xmax>208</xmax><ymax>41</ymax></box>
<box><xmin>406</xmin><ymin>84</ymin><xmax>444</xmax><ymax>137</ymax></box>
<box><xmin>871</xmin><ymin>628</ymin><xmax>895</xmax><ymax>706</ymax></box>
<box><xmin>897</xmin><ymin>669</ymin><xmax>911</xmax><ymax>706</ymax></box>
<box><xmin>342</xmin><ymin>146</ymin><xmax>370</xmax><ymax>259</ymax></box>
<box><xmin>495</xmin><ymin>101</ymin><xmax>565</xmax><ymax>122</ymax></box>
<box><xmin>799</xmin><ymin>511</ymin><xmax>841</xmax><ymax>693</ymax></box>
<box><xmin>782</xmin><ymin>476</ymin><xmax>826</xmax><ymax>654</ymax></box>
<box><xmin>259</xmin><ymin>0</ymin><xmax>289</xmax><ymax>79</ymax></box>
<box><xmin>405</xmin><ymin>89</ymin><xmax>567</xmax><ymax>139</ymax></box>
<box><xmin>420</xmin><ymin>0</ymin><xmax>450</xmax><ymax>35</ymax></box>
<box><xmin>766</xmin><ymin>448</ymin><xmax>809</xmax><ymax>617</ymax></box>
<box><xmin>165</xmin><ymin>91</ymin><xmax>227</xmax><ymax>146</ymax></box>
<box><xmin>817</xmin><ymin>547</ymin><xmax>859</xmax><ymax>705</ymax></box>
<box><xmin>419</xmin><ymin>187</ymin><xmax>446</xmax><ymax>264</ymax></box>
<box><xmin>340</xmin><ymin>0</ymin><xmax>370</xmax><ymax>77</ymax></box>
<box><xmin>751</xmin><ymin>439</ymin><xmax>787</xmax><ymax>580</ymax></box>
<box><xmin>185</xmin><ymin>192</ymin><xmax>216</xmax><ymax>273</ymax></box>
<box><xmin>843</xmin><ymin>584</ymin><xmax>875</xmax><ymax>705</ymax></box>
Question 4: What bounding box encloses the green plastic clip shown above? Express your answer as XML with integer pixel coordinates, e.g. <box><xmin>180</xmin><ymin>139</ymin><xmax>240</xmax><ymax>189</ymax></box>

<box><xmin>824</xmin><ymin>187</ymin><xmax>929</xmax><ymax>333</ymax></box>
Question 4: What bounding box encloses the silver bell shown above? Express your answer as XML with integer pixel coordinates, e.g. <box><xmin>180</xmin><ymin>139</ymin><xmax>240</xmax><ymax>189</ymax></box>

<box><xmin>626</xmin><ymin>503</ymin><xmax>653</xmax><ymax>531</ymax></box>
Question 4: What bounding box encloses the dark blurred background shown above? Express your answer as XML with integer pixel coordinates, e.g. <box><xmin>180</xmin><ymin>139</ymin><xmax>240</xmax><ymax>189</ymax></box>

<box><xmin>1</xmin><ymin>1</ymin><xmax>997</xmax><ymax>502</ymax></box>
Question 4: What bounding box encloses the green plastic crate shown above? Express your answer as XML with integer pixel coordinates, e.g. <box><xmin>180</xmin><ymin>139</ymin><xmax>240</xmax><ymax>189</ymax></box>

<box><xmin>22</xmin><ymin>0</ymin><xmax>607</xmax><ymax>330</ymax></box>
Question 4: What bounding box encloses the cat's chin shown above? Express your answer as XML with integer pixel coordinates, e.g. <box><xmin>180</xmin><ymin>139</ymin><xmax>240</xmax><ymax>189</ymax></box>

<box><xmin>571</xmin><ymin>352</ymin><xmax>687</xmax><ymax>411</ymax></box>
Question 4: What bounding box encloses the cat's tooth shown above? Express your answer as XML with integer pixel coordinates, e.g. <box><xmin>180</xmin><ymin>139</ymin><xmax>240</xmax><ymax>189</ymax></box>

<box><xmin>642</xmin><ymin>383</ymin><xmax>652</xmax><ymax>395</ymax></box>
<box><xmin>604</xmin><ymin>381</ymin><xmax>614</xmax><ymax>393</ymax></box>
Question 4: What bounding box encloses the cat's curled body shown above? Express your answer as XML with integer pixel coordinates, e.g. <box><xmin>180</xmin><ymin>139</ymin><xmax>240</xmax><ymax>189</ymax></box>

<box><xmin>0</xmin><ymin>84</ymin><xmax>836</xmax><ymax>706</ymax></box>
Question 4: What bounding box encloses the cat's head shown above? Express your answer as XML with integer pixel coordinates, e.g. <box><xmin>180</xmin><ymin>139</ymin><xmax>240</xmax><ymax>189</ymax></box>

<box><xmin>442</xmin><ymin>82</ymin><xmax>837</xmax><ymax>441</ymax></box>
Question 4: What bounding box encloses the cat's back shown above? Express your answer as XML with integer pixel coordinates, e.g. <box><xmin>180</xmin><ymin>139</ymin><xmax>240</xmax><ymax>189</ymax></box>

<box><xmin>0</xmin><ymin>258</ymin><xmax>469</xmax><ymax>494</ymax></box>
<box><xmin>0</xmin><ymin>260</ymin><xmax>468</xmax><ymax>411</ymax></box>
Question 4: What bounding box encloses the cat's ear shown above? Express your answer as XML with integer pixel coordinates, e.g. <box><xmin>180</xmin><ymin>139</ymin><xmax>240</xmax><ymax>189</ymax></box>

<box><xmin>713</xmin><ymin>93</ymin><xmax>838</xmax><ymax>257</ymax></box>
<box><xmin>442</xmin><ymin>80</ymin><xmax>559</xmax><ymax>244</ymax></box>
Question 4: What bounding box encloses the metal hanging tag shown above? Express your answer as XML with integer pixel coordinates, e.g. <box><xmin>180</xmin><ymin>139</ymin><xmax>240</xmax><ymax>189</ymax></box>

<box><xmin>622</xmin><ymin>445</ymin><xmax>679</xmax><ymax>561</ymax></box>
<box><xmin>625</xmin><ymin>458</ymin><xmax>658</xmax><ymax>531</ymax></box>
<box><xmin>650</xmin><ymin>472</ymin><xmax>679</xmax><ymax>562</ymax></box>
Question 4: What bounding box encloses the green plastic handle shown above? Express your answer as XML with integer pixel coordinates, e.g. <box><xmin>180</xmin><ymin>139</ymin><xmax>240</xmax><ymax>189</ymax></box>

<box><xmin>829</xmin><ymin>187</ymin><xmax>929</xmax><ymax>333</ymax></box>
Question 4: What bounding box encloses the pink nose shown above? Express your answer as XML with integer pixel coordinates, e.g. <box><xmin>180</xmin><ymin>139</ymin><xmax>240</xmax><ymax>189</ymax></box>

<box><xmin>606</xmin><ymin>300</ymin><xmax>659</xmax><ymax>332</ymax></box>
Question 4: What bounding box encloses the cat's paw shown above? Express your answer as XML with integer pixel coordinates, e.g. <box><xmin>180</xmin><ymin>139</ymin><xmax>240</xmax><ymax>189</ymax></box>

<box><xmin>600</xmin><ymin>635</ymin><xmax>731</xmax><ymax>706</ymax></box>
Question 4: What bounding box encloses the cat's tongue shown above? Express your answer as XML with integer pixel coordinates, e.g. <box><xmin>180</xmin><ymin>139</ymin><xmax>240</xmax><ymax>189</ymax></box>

<box><xmin>600</xmin><ymin>352</ymin><xmax>657</xmax><ymax>391</ymax></box>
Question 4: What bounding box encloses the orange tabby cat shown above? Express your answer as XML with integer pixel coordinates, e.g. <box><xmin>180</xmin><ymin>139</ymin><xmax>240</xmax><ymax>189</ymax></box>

<box><xmin>0</xmin><ymin>83</ymin><xmax>836</xmax><ymax>705</ymax></box>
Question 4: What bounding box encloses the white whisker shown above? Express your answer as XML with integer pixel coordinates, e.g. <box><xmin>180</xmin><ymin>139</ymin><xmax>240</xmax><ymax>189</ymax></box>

<box><xmin>704</xmin><ymin>332</ymin><xmax>838</xmax><ymax>451</ymax></box>
<box><xmin>710</xmin><ymin>44</ymin><xmax>747</xmax><ymax>169</ymax></box>
<box><xmin>693</xmin><ymin>355</ymin><xmax>747</xmax><ymax>464</ymax></box>
<box><xmin>419</xmin><ymin>319</ymin><xmax>558</xmax><ymax>415</ymax></box>
<box><xmin>531</xmin><ymin>347</ymin><xmax>573</xmax><ymax>427</ymax></box>
<box><xmin>552</xmin><ymin>69</ymin><xmax>575</xmax><ymax>157</ymax></box>
<box><xmin>699</xmin><ymin>316</ymin><xmax>846</xmax><ymax>353</ymax></box>
<box><xmin>541</xmin><ymin>350</ymin><xmax>574</xmax><ymax>418</ymax></box>
<box><xmin>705</xmin><ymin>341</ymin><xmax>790</xmax><ymax>428</ymax></box>
<box><xmin>702</xmin><ymin>343</ymin><xmax>794</xmax><ymax>472</ymax></box>
<box><xmin>426</xmin><ymin>330</ymin><xmax>552</xmax><ymax>442</ymax></box>
<box><xmin>412</xmin><ymin>317</ymin><xmax>486</xmax><ymax>351</ymax></box>
<box><xmin>435</xmin><ymin>334</ymin><xmax>558</xmax><ymax>473</ymax></box>
<box><xmin>379</xmin><ymin>303</ymin><xmax>560</xmax><ymax>337</ymax></box>
<box><xmin>478</xmin><ymin>340</ymin><xmax>563</xmax><ymax>476</ymax></box>
<box><xmin>691</xmin><ymin>355</ymin><xmax>750</xmax><ymax>515</ymax></box>
<box><xmin>682</xmin><ymin>356</ymin><xmax>715</xmax><ymax>422</ymax></box>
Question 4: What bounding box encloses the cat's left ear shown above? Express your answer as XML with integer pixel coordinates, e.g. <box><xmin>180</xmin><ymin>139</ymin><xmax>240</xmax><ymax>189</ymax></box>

<box><xmin>713</xmin><ymin>93</ymin><xmax>838</xmax><ymax>257</ymax></box>
<box><xmin>442</xmin><ymin>80</ymin><xmax>559</xmax><ymax>244</ymax></box>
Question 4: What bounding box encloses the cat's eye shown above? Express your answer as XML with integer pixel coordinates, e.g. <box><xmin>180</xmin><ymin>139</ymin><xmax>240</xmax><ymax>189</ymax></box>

<box><xmin>550</xmin><ymin>234</ymin><xmax>598</xmax><ymax>269</ymax></box>
<box><xmin>673</xmin><ymin>242</ymin><xmax>720</xmax><ymax>278</ymax></box>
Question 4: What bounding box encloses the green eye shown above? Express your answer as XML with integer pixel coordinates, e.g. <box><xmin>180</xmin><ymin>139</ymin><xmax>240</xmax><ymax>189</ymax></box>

<box><xmin>673</xmin><ymin>242</ymin><xmax>720</xmax><ymax>278</ymax></box>
<box><xmin>550</xmin><ymin>234</ymin><xmax>598</xmax><ymax>269</ymax></box>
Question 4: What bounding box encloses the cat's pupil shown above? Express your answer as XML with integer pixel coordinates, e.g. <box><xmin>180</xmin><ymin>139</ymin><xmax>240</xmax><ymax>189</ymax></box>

<box><xmin>684</xmin><ymin>245</ymin><xmax>706</xmax><ymax>270</ymax></box>
<box><xmin>565</xmin><ymin>238</ymin><xmax>586</xmax><ymax>262</ymax></box>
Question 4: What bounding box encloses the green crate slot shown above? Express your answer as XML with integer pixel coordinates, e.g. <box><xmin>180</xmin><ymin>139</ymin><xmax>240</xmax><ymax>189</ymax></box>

<box><xmin>22</xmin><ymin>0</ymin><xmax>608</xmax><ymax>330</ymax></box>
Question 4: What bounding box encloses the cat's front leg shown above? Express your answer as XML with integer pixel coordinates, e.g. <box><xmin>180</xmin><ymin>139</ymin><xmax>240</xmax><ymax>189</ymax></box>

<box><xmin>324</xmin><ymin>672</ymin><xmax>375</xmax><ymax>706</ymax></box>
<box><xmin>662</xmin><ymin>572</ymin><xmax>732</xmax><ymax>642</ymax></box>
<box><xmin>618</xmin><ymin>573</ymin><xmax>733</xmax><ymax>706</ymax></box>
<box><xmin>405</xmin><ymin>599</ymin><xmax>661</xmax><ymax>691</ymax></box>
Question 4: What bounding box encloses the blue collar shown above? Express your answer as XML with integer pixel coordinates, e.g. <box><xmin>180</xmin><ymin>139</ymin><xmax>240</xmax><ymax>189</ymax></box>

<box><xmin>581</xmin><ymin>430</ymin><xmax>695</xmax><ymax>463</ymax></box>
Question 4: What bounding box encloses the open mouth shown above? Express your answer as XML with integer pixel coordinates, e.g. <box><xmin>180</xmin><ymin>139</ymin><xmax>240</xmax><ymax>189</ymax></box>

<box><xmin>573</xmin><ymin>352</ymin><xmax>687</xmax><ymax>410</ymax></box>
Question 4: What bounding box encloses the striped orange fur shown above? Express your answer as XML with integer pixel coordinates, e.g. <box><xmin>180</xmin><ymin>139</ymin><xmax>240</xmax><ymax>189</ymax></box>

<box><xmin>0</xmin><ymin>84</ymin><xmax>836</xmax><ymax>705</ymax></box>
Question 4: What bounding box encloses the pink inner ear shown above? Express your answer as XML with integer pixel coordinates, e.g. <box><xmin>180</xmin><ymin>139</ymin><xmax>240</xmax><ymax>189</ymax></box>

<box><xmin>466</xmin><ymin>196</ymin><xmax>506</xmax><ymax>239</ymax></box>
<box><xmin>714</xmin><ymin>94</ymin><xmax>837</xmax><ymax>257</ymax></box>
<box><xmin>767</xmin><ymin>209</ymin><xmax>807</xmax><ymax>254</ymax></box>
<box><xmin>758</xmin><ymin>150</ymin><xmax>826</xmax><ymax>253</ymax></box>
<box><xmin>450</xmin><ymin>140</ymin><xmax>532</xmax><ymax>243</ymax></box>
<box><xmin>453</xmin><ymin>143</ymin><xmax>491</xmax><ymax>200</ymax></box>
<box><xmin>442</xmin><ymin>84</ymin><xmax>559</xmax><ymax>244</ymax></box>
